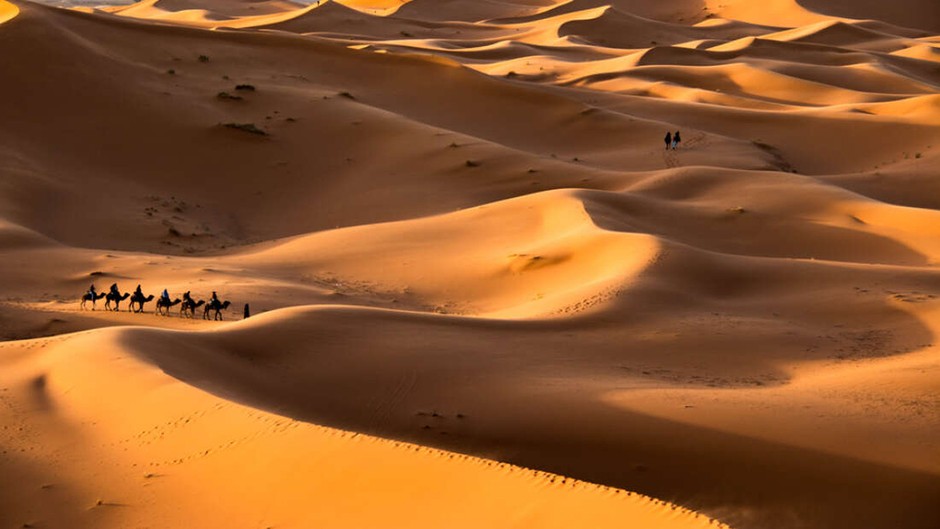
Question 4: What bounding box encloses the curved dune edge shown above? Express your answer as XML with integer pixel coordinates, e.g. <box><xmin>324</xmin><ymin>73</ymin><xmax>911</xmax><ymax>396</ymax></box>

<box><xmin>0</xmin><ymin>0</ymin><xmax>18</xmax><ymax>24</ymax></box>
<box><xmin>242</xmin><ymin>190</ymin><xmax>663</xmax><ymax>319</ymax></box>
<box><xmin>107</xmin><ymin>0</ymin><xmax>324</xmax><ymax>29</ymax></box>
<box><xmin>705</xmin><ymin>0</ymin><xmax>837</xmax><ymax>28</ymax></box>
<box><xmin>0</xmin><ymin>331</ymin><xmax>730</xmax><ymax>529</ymax></box>
<box><xmin>337</xmin><ymin>0</ymin><xmax>409</xmax><ymax>16</ymax></box>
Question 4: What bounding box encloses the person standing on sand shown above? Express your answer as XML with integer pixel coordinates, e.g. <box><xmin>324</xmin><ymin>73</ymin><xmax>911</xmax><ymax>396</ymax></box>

<box><xmin>664</xmin><ymin>131</ymin><xmax>672</xmax><ymax>150</ymax></box>
<box><xmin>672</xmin><ymin>130</ymin><xmax>681</xmax><ymax>150</ymax></box>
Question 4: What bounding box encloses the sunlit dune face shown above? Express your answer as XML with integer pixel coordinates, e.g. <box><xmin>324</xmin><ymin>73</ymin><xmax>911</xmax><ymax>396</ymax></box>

<box><xmin>0</xmin><ymin>0</ymin><xmax>18</xmax><ymax>24</ymax></box>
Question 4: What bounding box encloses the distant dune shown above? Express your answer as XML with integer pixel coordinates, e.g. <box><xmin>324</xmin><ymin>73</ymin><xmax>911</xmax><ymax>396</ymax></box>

<box><xmin>0</xmin><ymin>1</ymin><xmax>938</xmax><ymax>529</ymax></box>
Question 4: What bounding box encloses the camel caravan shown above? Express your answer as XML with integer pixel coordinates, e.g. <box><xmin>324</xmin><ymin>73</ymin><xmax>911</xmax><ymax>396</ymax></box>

<box><xmin>81</xmin><ymin>283</ymin><xmax>233</xmax><ymax>320</ymax></box>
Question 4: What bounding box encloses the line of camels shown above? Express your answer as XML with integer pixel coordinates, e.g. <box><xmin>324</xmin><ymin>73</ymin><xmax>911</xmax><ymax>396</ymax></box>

<box><xmin>80</xmin><ymin>287</ymin><xmax>232</xmax><ymax>320</ymax></box>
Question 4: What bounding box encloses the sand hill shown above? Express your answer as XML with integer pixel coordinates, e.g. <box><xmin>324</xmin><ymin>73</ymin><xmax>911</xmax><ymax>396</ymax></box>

<box><xmin>0</xmin><ymin>0</ymin><xmax>938</xmax><ymax>528</ymax></box>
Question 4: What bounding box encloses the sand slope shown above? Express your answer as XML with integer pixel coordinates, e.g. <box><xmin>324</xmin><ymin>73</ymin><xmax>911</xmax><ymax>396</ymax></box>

<box><xmin>0</xmin><ymin>331</ymin><xmax>726</xmax><ymax>529</ymax></box>
<box><xmin>1</xmin><ymin>0</ymin><xmax>939</xmax><ymax>528</ymax></box>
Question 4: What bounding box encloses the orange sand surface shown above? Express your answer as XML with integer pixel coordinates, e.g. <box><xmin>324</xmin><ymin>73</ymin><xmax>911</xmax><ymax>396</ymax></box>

<box><xmin>0</xmin><ymin>0</ymin><xmax>938</xmax><ymax>528</ymax></box>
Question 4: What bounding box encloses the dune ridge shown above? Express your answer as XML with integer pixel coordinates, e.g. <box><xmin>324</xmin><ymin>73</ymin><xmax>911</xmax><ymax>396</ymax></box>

<box><xmin>1</xmin><ymin>0</ymin><xmax>939</xmax><ymax>528</ymax></box>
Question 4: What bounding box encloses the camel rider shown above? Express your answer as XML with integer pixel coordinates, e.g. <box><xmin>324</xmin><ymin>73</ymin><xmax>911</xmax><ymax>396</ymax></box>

<box><xmin>134</xmin><ymin>284</ymin><xmax>143</xmax><ymax>299</ymax></box>
<box><xmin>110</xmin><ymin>283</ymin><xmax>120</xmax><ymax>296</ymax></box>
<box><xmin>88</xmin><ymin>284</ymin><xmax>97</xmax><ymax>298</ymax></box>
<box><xmin>183</xmin><ymin>290</ymin><xmax>192</xmax><ymax>303</ymax></box>
<box><xmin>210</xmin><ymin>291</ymin><xmax>219</xmax><ymax>306</ymax></box>
<box><xmin>162</xmin><ymin>288</ymin><xmax>170</xmax><ymax>302</ymax></box>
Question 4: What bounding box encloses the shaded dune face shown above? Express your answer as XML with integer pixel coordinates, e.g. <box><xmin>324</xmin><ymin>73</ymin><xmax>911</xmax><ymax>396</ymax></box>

<box><xmin>1</xmin><ymin>1</ymin><xmax>939</xmax><ymax>529</ymax></box>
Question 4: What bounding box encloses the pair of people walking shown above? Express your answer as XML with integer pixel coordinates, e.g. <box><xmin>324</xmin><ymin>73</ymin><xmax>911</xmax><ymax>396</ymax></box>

<box><xmin>664</xmin><ymin>131</ymin><xmax>681</xmax><ymax>150</ymax></box>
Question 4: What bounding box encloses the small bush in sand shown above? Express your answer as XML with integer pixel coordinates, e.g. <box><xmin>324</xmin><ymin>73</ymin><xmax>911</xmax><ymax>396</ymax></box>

<box><xmin>222</xmin><ymin>123</ymin><xmax>268</xmax><ymax>136</ymax></box>
<box><xmin>235</xmin><ymin>84</ymin><xmax>256</xmax><ymax>91</ymax></box>
<box><xmin>216</xmin><ymin>91</ymin><xmax>243</xmax><ymax>101</ymax></box>
<box><xmin>338</xmin><ymin>91</ymin><xmax>356</xmax><ymax>100</ymax></box>
<box><xmin>166</xmin><ymin>69</ymin><xmax>175</xmax><ymax>75</ymax></box>
<box><xmin>198</xmin><ymin>55</ymin><xmax>210</xmax><ymax>63</ymax></box>
<box><xmin>465</xmin><ymin>160</ymin><xmax>480</xmax><ymax>167</ymax></box>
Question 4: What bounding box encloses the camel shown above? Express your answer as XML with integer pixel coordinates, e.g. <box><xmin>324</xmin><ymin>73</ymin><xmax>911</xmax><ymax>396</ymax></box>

<box><xmin>129</xmin><ymin>292</ymin><xmax>154</xmax><ymax>313</ymax></box>
<box><xmin>105</xmin><ymin>291</ymin><xmax>130</xmax><ymax>311</ymax></box>
<box><xmin>155</xmin><ymin>297</ymin><xmax>182</xmax><ymax>316</ymax></box>
<box><xmin>203</xmin><ymin>299</ymin><xmax>231</xmax><ymax>321</ymax></box>
<box><xmin>180</xmin><ymin>298</ymin><xmax>204</xmax><ymax>319</ymax></box>
<box><xmin>80</xmin><ymin>291</ymin><xmax>107</xmax><ymax>310</ymax></box>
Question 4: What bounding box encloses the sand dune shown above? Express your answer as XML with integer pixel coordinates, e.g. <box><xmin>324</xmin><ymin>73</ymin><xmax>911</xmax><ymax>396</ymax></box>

<box><xmin>240</xmin><ymin>190</ymin><xmax>661</xmax><ymax>317</ymax></box>
<box><xmin>1</xmin><ymin>0</ymin><xmax>939</xmax><ymax>528</ymax></box>
<box><xmin>0</xmin><ymin>0</ymin><xmax>16</xmax><ymax>23</ymax></box>
<box><xmin>765</xmin><ymin>20</ymin><xmax>919</xmax><ymax>51</ymax></box>
<box><xmin>892</xmin><ymin>43</ymin><xmax>940</xmax><ymax>63</ymax></box>
<box><xmin>0</xmin><ymin>330</ymin><xmax>726</xmax><ymax>529</ymax></box>
<box><xmin>557</xmin><ymin>6</ymin><xmax>771</xmax><ymax>50</ymax></box>
<box><xmin>108</xmin><ymin>0</ymin><xmax>318</xmax><ymax>28</ymax></box>
<box><xmin>797</xmin><ymin>0</ymin><xmax>940</xmax><ymax>33</ymax></box>
<box><xmin>110</xmin><ymin>293</ymin><xmax>940</xmax><ymax>529</ymax></box>
<box><xmin>394</xmin><ymin>0</ymin><xmax>554</xmax><ymax>23</ymax></box>
<box><xmin>854</xmin><ymin>93</ymin><xmax>940</xmax><ymax>124</ymax></box>
<box><xmin>699</xmin><ymin>0</ymin><xmax>817</xmax><ymax>28</ymax></box>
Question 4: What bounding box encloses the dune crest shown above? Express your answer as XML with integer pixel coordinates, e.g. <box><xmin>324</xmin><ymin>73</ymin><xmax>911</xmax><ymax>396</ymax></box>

<box><xmin>109</xmin><ymin>0</ymin><xmax>324</xmax><ymax>28</ymax></box>
<box><xmin>244</xmin><ymin>190</ymin><xmax>661</xmax><ymax>317</ymax></box>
